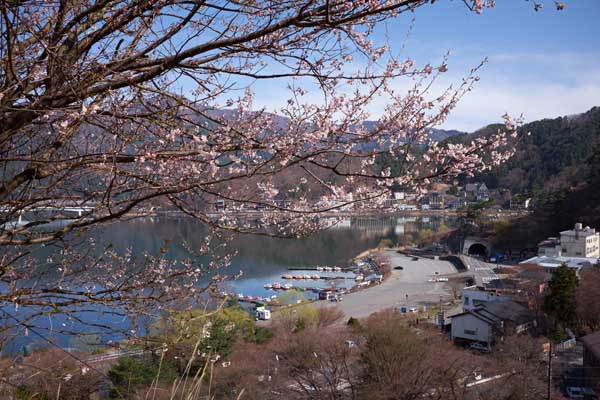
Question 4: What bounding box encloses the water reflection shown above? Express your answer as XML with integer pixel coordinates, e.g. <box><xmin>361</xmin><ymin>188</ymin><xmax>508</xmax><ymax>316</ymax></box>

<box><xmin>2</xmin><ymin>215</ymin><xmax>457</xmax><ymax>352</ymax></box>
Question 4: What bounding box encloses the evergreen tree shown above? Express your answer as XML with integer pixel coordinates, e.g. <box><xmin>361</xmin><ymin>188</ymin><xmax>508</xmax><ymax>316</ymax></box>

<box><xmin>543</xmin><ymin>264</ymin><xmax>578</xmax><ymax>325</ymax></box>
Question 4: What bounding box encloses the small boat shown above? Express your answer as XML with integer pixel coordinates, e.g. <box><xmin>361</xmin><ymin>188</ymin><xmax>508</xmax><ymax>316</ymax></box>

<box><xmin>237</xmin><ymin>293</ymin><xmax>243</xmax><ymax>298</ymax></box>
<box><xmin>311</xmin><ymin>274</ymin><xmax>320</xmax><ymax>279</ymax></box>
<box><xmin>324</xmin><ymin>266</ymin><xmax>333</xmax><ymax>271</ymax></box>
<box><xmin>355</xmin><ymin>275</ymin><xmax>364</xmax><ymax>282</ymax></box>
<box><xmin>294</xmin><ymin>275</ymin><xmax>303</xmax><ymax>280</ymax></box>
<box><xmin>316</xmin><ymin>267</ymin><xmax>324</xmax><ymax>272</ymax></box>
<box><xmin>264</xmin><ymin>283</ymin><xmax>273</xmax><ymax>289</ymax></box>
<box><xmin>272</xmin><ymin>282</ymin><xmax>281</xmax><ymax>289</ymax></box>
<box><xmin>334</xmin><ymin>266</ymin><xmax>342</xmax><ymax>272</ymax></box>
<box><xmin>244</xmin><ymin>295</ymin><xmax>253</xmax><ymax>301</ymax></box>
<box><xmin>282</xmin><ymin>283</ymin><xmax>292</xmax><ymax>290</ymax></box>
<box><xmin>283</xmin><ymin>274</ymin><xmax>293</xmax><ymax>280</ymax></box>
<box><xmin>271</xmin><ymin>295</ymin><xmax>278</xmax><ymax>299</ymax></box>
<box><xmin>303</xmin><ymin>274</ymin><xmax>311</xmax><ymax>279</ymax></box>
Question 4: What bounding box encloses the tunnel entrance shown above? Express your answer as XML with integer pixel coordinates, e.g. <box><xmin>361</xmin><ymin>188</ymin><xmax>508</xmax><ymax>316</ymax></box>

<box><xmin>468</xmin><ymin>243</ymin><xmax>488</xmax><ymax>257</ymax></box>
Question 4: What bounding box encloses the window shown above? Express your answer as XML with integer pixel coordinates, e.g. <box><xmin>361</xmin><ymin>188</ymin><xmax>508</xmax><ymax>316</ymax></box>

<box><xmin>464</xmin><ymin>296</ymin><xmax>469</xmax><ymax>305</ymax></box>
<box><xmin>464</xmin><ymin>329</ymin><xmax>476</xmax><ymax>335</ymax></box>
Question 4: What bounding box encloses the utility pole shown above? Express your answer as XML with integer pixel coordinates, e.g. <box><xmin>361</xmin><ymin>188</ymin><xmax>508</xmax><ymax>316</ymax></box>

<box><xmin>547</xmin><ymin>342</ymin><xmax>553</xmax><ymax>400</ymax></box>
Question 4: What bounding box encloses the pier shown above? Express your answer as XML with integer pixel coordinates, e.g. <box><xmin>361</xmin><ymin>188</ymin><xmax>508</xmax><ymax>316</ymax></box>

<box><xmin>281</xmin><ymin>275</ymin><xmax>353</xmax><ymax>280</ymax></box>
<box><xmin>287</xmin><ymin>267</ymin><xmax>354</xmax><ymax>272</ymax></box>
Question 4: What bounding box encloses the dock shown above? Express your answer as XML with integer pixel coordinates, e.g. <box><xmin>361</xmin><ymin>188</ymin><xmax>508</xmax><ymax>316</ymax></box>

<box><xmin>281</xmin><ymin>276</ymin><xmax>353</xmax><ymax>280</ymax></box>
<box><xmin>287</xmin><ymin>267</ymin><xmax>354</xmax><ymax>272</ymax></box>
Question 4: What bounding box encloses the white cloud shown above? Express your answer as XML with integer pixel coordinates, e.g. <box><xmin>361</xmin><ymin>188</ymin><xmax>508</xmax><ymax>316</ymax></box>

<box><xmin>239</xmin><ymin>50</ymin><xmax>600</xmax><ymax>133</ymax></box>
<box><xmin>442</xmin><ymin>77</ymin><xmax>600</xmax><ymax>131</ymax></box>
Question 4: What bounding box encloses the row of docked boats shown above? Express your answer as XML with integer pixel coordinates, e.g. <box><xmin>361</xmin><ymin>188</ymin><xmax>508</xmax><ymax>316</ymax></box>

<box><xmin>282</xmin><ymin>274</ymin><xmax>320</xmax><ymax>280</ymax></box>
<box><xmin>236</xmin><ymin>293</ymin><xmax>278</xmax><ymax>303</ymax></box>
<box><xmin>263</xmin><ymin>282</ymin><xmax>293</xmax><ymax>290</ymax></box>
<box><xmin>316</xmin><ymin>266</ymin><xmax>342</xmax><ymax>272</ymax></box>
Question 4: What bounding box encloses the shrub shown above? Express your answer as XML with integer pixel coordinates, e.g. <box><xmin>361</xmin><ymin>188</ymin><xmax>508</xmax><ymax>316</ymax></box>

<box><xmin>108</xmin><ymin>356</ymin><xmax>178</xmax><ymax>398</ymax></box>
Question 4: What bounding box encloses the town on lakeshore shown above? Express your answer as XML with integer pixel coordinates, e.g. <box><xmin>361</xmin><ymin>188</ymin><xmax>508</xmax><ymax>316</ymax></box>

<box><xmin>2</xmin><ymin>1</ymin><xmax>600</xmax><ymax>399</ymax></box>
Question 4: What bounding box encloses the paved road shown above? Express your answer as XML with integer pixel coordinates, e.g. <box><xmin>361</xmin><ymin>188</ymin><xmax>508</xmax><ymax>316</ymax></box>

<box><xmin>459</xmin><ymin>255</ymin><xmax>499</xmax><ymax>286</ymax></box>
<box><xmin>324</xmin><ymin>250</ymin><xmax>457</xmax><ymax>318</ymax></box>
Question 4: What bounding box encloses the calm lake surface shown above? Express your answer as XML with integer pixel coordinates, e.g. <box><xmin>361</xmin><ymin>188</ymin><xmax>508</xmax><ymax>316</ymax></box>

<box><xmin>3</xmin><ymin>215</ymin><xmax>457</xmax><ymax>353</ymax></box>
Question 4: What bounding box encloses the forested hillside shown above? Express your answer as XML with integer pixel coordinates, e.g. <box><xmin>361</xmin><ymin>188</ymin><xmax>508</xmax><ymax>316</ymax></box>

<box><xmin>493</xmin><ymin>143</ymin><xmax>600</xmax><ymax>249</ymax></box>
<box><xmin>466</xmin><ymin>106</ymin><xmax>600</xmax><ymax>193</ymax></box>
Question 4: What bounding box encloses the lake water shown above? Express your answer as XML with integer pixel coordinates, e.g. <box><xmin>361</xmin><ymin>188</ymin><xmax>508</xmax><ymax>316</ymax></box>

<box><xmin>2</xmin><ymin>215</ymin><xmax>457</xmax><ymax>353</ymax></box>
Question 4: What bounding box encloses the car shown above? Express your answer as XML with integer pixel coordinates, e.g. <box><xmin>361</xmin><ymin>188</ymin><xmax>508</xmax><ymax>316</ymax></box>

<box><xmin>566</xmin><ymin>387</ymin><xmax>597</xmax><ymax>400</ymax></box>
<box><xmin>437</xmin><ymin>277</ymin><xmax>448</xmax><ymax>282</ymax></box>
<box><xmin>411</xmin><ymin>257</ymin><xmax>418</xmax><ymax>261</ymax></box>
<box><xmin>394</xmin><ymin>266</ymin><xmax>404</xmax><ymax>270</ymax></box>
<box><xmin>409</xmin><ymin>307</ymin><xmax>418</xmax><ymax>313</ymax></box>
<box><xmin>428</xmin><ymin>278</ymin><xmax>438</xmax><ymax>282</ymax></box>
<box><xmin>469</xmin><ymin>342</ymin><xmax>491</xmax><ymax>353</ymax></box>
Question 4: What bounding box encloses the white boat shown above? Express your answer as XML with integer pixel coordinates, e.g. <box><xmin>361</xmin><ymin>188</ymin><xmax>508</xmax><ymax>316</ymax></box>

<box><xmin>272</xmin><ymin>282</ymin><xmax>282</xmax><ymax>289</ymax></box>
<box><xmin>324</xmin><ymin>267</ymin><xmax>333</xmax><ymax>271</ymax></box>
<box><xmin>264</xmin><ymin>283</ymin><xmax>273</xmax><ymax>289</ymax></box>
<box><xmin>311</xmin><ymin>274</ymin><xmax>320</xmax><ymax>279</ymax></box>
<box><xmin>282</xmin><ymin>283</ymin><xmax>293</xmax><ymax>290</ymax></box>
<box><xmin>303</xmin><ymin>274</ymin><xmax>311</xmax><ymax>279</ymax></box>
<box><xmin>316</xmin><ymin>267</ymin><xmax>324</xmax><ymax>271</ymax></box>
<box><xmin>334</xmin><ymin>266</ymin><xmax>342</xmax><ymax>272</ymax></box>
<box><xmin>283</xmin><ymin>274</ymin><xmax>293</xmax><ymax>280</ymax></box>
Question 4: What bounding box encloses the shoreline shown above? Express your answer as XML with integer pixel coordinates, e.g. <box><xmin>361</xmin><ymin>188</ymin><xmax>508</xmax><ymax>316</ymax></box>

<box><xmin>318</xmin><ymin>249</ymin><xmax>459</xmax><ymax>319</ymax></box>
<box><xmin>125</xmin><ymin>208</ymin><xmax>530</xmax><ymax>220</ymax></box>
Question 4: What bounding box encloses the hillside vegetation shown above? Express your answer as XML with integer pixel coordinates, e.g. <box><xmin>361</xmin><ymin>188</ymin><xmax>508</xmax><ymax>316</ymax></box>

<box><xmin>468</xmin><ymin>106</ymin><xmax>600</xmax><ymax>193</ymax></box>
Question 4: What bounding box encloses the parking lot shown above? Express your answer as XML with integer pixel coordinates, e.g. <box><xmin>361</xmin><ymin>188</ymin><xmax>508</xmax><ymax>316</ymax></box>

<box><xmin>326</xmin><ymin>250</ymin><xmax>458</xmax><ymax>318</ymax></box>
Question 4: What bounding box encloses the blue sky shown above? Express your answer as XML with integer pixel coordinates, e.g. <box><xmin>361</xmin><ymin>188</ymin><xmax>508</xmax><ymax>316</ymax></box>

<box><xmin>247</xmin><ymin>0</ymin><xmax>600</xmax><ymax>132</ymax></box>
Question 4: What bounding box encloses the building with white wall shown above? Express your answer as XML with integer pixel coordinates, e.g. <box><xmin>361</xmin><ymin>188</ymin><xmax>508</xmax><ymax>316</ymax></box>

<box><xmin>461</xmin><ymin>286</ymin><xmax>509</xmax><ymax>311</ymax></box>
<box><xmin>537</xmin><ymin>223</ymin><xmax>600</xmax><ymax>258</ymax></box>
<box><xmin>451</xmin><ymin>301</ymin><xmax>536</xmax><ymax>346</ymax></box>
<box><xmin>560</xmin><ymin>223</ymin><xmax>600</xmax><ymax>258</ymax></box>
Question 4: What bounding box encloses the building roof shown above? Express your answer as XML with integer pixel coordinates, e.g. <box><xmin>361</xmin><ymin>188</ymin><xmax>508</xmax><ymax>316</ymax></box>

<box><xmin>520</xmin><ymin>256</ymin><xmax>599</xmax><ymax>269</ymax></box>
<box><xmin>465</xmin><ymin>182</ymin><xmax>489</xmax><ymax>193</ymax></box>
<box><xmin>561</xmin><ymin>230</ymin><xmax>598</xmax><ymax>238</ymax></box>
<box><xmin>516</xmin><ymin>266</ymin><xmax>551</xmax><ymax>283</ymax></box>
<box><xmin>581</xmin><ymin>331</ymin><xmax>600</xmax><ymax>361</ymax></box>
<box><xmin>485</xmin><ymin>278</ymin><xmax>520</xmax><ymax>291</ymax></box>
<box><xmin>450</xmin><ymin>300</ymin><xmax>535</xmax><ymax>329</ymax></box>
<box><xmin>560</xmin><ymin>225</ymin><xmax>598</xmax><ymax>237</ymax></box>
<box><xmin>538</xmin><ymin>238</ymin><xmax>560</xmax><ymax>248</ymax></box>
<box><xmin>477</xmin><ymin>301</ymin><xmax>535</xmax><ymax>326</ymax></box>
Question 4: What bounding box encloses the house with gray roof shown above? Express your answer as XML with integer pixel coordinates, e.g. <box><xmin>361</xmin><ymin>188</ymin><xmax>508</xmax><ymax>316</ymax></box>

<box><xmin>451</xmin><ymin>300</ymin><xmax>536</xmax><ymax>346</ymax></box>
